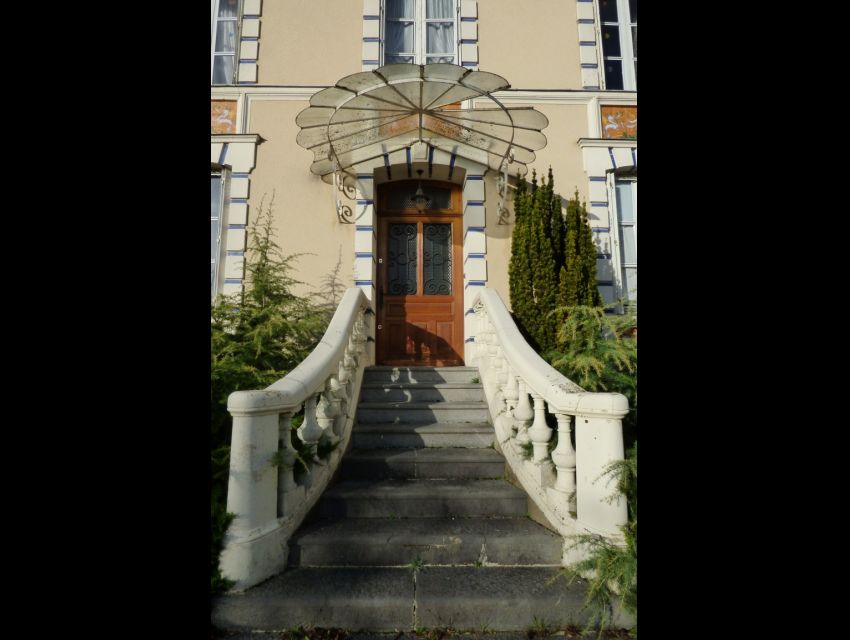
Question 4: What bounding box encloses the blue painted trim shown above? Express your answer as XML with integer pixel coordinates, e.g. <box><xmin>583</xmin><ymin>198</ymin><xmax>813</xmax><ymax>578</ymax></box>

<box><xmin>577</xmin><ymin>0</ymin><xmax>594</xmax><ymax>2</ymax></box>
<box><xmin>631</xmin><ymin>148</ymin><xmax>637</xmax><ymax>167</ymax></box>
<box><xmin>356</xmin><ymin>225</ymin><xmax>374</xmax><ymax>231</ymax></box>
<box><xmin>460</xmin><ymin>39</ymin><xmax>477</xmax><ymax>44</ymax></box>
<box><xmin>465</xmin><ymin>281</ymin><xmax>486</xmax><ymax>287</ymax></box>
<box><xmin>226</xmin><ymin>251</ymin><xmax>244</xmax><ymax>256</ymax></box>
<box><xmin>383</xmin><ymin>153</ymin><xmax>392</xmax><ymax>180</ymax></box>
<box><xmin>363</xmin><ymin>37</ymin><xmax>380</xmax><ymax>42</ymax></box>
<box><xmin>591</xmin><ymin>227</ymin><xmax>610</xmax><ymax>233</ymax></box>
<box><xmin>608</xmin><ymin>147</ymin><xmax>617</xmax><ymax>168</ymax></box>
<box><xmin>357</xmin><ymin>200</ymin><xmax>374</xmax><ymax>205</ymax></box>
<box><xmin>466</xmin><ymin>226</ymin><xmax>486</xmax><ymax>233</ymax></box>
<box><xmin>589</xmin><ymin>176</ymin><xmax>607</xmax><ymax>182</ymax></box>
<box><xmin>243</xmin><ymin>15</ymin><xmax>261</xmax><ymax>20</ymax></box>
<box><xmin>237</xmin><ymin>81</ymin><xmax>257</xmax><ymax>85</ymax></box>
<box><xmin>231</xmin><ymin>198</ymin><xmax>248</xmax><ymax>204</ymax></box>
<box><xmin>580</xmin><ymin>63</ymin><xmax>598</xmax><ymax>69</ymax></box>
<box><xmin>465</xmin><ymin>337</ymin><xmax>475</xmax><ymax>343</ymax></box>
<box><xmin>466</xmin><ymin>175</ymin><xmax>484</xmax><ymax>180</ymax></box>
<box><xmin>466</xmin><ymin>200</ymin><xmax>485</xmax><ymax>206</ymax></box>
<box><xmin>218</xmin><ymin>143</ymin><xmax>229</xmax><ymax>165</ymax></box>
<box><xmin>579</xmin><ymin>41</ymin><xmax>597</xmax><ymax>46</ymax></box>
<box><xmin>462</xmin><ymin>63</ymin><xmax>477</xmax><ymax>68</ymax></box>
<box><xmin>362</xmin><ymin>60</ymin><xmax>380</xmax><ymax>65</ymax></box>
<box><xmin>231</xmin><ymin>172</ymin><xmax>250</xmax><ymax>178</ymax></box>
<box><xmin>355</xmin><ymin>252</ymin><xmax>374</xmax><ymax>258</ymax></box>
<box><xmin>460</xmin><ymin>17</ymin><xmax>477</xmax><ymax>22</ymax></box>
<box><xmin>583</xmin><ymin>86</ymin><xmax>601</xmax><ymax>90</ymax></box>
<box><xmin>577</xmin><ymin>18</ymin><xmax>595</xmax><ymax>24</ymax></box>
<box><xmin>465</xmin><ymin>253</ymin><xmax>485</xmax><ymax>259</ymax></box>
<box><xmin>428</xmin><ymin>145</ymin><xmax>434</xmax><ymax>176</ymax></box>
<box><xmin>363</xmin><ymin>15</ymin><xmax>380</xmax><ymax>20</ymax></box>
<box><xmin>224</xmin><ymin>279</ymin><xmax>242</xmax><ymax>284</ymax></box>
<box><xmin>238</xmin><ymin>59</ymin><xmax>257</xmax><ymax>64</ymax></box>
<box><xmin>406</xmin><ymin>146</ymin><xmax>412</xmax><ymax>177</ymax></box>
<box><xmin>357</xmin><ymin>174</ymin><xmax>374</xmax><ymax>180</ymax></box>
<box><xmin>228</xmin><ymin>224</ymin><xmax>246</xmax><ymax>230</ymax></box>
<box><xmin>448</xmin><ymin>152</ymin><xmax>457</xmax><ymax>179</ymax></box>
<box><xmin>590</xmin><ymin>201</ymin><xmax>609</xmax><ymax>207</ymax></box>
<box><xmin>465</xmin><ymin>309</ymin><xmax>476</xmax><ymax>316</ymax></box>
<box><xmin>355</xmin><ymin>280</ymin><xmax>374</xmax><ymax>286</ymax></box>
<box><xmin>241</xmin><ymin>37</ymin><xmax>259</xmax><ymax>42</ymax></box>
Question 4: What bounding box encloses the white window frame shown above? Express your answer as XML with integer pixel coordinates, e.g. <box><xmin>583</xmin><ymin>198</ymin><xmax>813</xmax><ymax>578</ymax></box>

<box><xmin>211</xmin><ymin>169</ymin><xmax>227</xmax><ymax>302</ymax></box>
<box><xmin>211</xmin><ymin>0</ymin><xmax>241</xmax><ymax>85</ymax></box>
<box><xmin>609</xmin><ymin>173</ymin><xmax>637</xmax><ymax>310</ymax></box>
<box><xmin>382</xmin><ymin>0</ymin><xmax>459</xmax><ymax>66</ymax></box>
<box><xmin>598</xmin><ymin>0</ymin><xmax>637</xmax><ymax>90</ymax></box>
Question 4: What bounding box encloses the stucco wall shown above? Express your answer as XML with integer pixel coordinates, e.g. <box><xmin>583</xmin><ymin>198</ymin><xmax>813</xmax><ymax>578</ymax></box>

<box><xmin>247</xmin><ymin>99</ymin><xmax>355</xmax><ymax>297</ymax></box>
<box><xmin>258</xmin><ymin>0</ymin><xmax>362</xmax><ymax>86</ymax></box>
<box><xmin>478</xmin><ymin>0</ymin><xmax>581</xmax><ymax>89</ymax></box>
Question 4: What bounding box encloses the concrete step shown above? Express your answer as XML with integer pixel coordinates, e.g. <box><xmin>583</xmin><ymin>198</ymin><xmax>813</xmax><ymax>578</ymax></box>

<box><xmin>340</xmin><ymin>447</ymin><xmax>504</xmax><ymax>479</ymax></box>
<box><xmin>353</xmin><ymin>422</ymin><xmax>494</xmax><ymax>449</ymax></box>
<box><xmin>289</xmin><ymin>517</ymin><xmax>563</xmax><ymax>567</ymax></box>
<box><xmin>363</xmin><ymin>366</ymin><xmax>480</xmax><ymax>385</ymax></box>
<box><xmin>356</xmin><ymin>401</ymin><xmax>490</xmax><ymax>424</ymax></box>
<box><xmin>211</xmin><ymin>566</ymin><xmax>589</xmax><ymax>632</ymax></box>
<box><xmin>319</xmin><ymin>479</ymin><xmax>527</xmax><ymax>518</ymax></box>
<box><xmin>360</xmin><ymin>382</ymin><xmax>484</xmax><ymax>403</ymax></box>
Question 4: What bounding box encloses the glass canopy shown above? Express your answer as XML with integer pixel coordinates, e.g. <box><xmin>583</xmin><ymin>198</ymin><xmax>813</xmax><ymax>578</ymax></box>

<box><xmin>295</xmin><ymin>63</ymin><xmax>549</xmax><ymax>185</ymax></box>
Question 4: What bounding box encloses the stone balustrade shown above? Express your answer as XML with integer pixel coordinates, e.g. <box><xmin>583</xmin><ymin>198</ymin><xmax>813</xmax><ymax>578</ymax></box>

<box><xmin>219</xmin><ymin>288</ymin><xmax>372</xmax><ymax>591</ymax></box>
<box><xmin>470</xmin><ymin>289</ymin><xmax>629</xmax><ymax>558</ymax></box>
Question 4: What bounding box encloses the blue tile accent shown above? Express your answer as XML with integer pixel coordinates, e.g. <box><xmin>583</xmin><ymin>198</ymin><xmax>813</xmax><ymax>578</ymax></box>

<box><xmin>577</xmin><ymin>0</ymin><xmax>594</xmax><ymax>2</ymax></box>
<box><xmin>237</xmin><ymin>81</ymin><xmax>257</xmax><ymax>85</ymax></box>
<box><xmin>363</xmin><ymin>37</ymin><xmax>380</xmax><ymax>42</ymax></box>
<box><xmin>231</xmin><ymin>198</ymin><xmax>248</xmax><ymax>204</ymax></box>
<box><xmin>428</xmin><ymin>145</ymin><xmax>434</xmax><ymax>176</ymax></box>
<box><xmin>591</xmin><ymin>227</ymin><xmax>610</xmax><ymax>233</ymax></box>
<box><xmin>580</xmin><ymin>63</ymin><xmax>598</xmax><ymax>69</ymax></box>
<box><xmin>465</xmin><ymin>337</ymin><xmax>476</xmax><ymax>343</ymax></box>
<box><xmin>448</xmin><ymin>152</ymin><xmax>457</xmax><ymax>179</ymax></box>
<box><xmin>355</xmin><ymin>252</ymin><xmax>374</xmax><ymax>258</ymax></box>
<box><xmin>241</xmin><ymin>37</ymin><xmax>259</xmax><ymax>42</ymax></box>
<box><xmin>589</xmin><ymin>176</ymin><xmax>607</xmax><ymax>182</ymax></box>
<box><xmin>406</xmin><ymin>146</ymin><xmax>412</xmax><ymax>177</ymax></box>
<box><xmin>228</xmin><ymin>224</ymin><xmax>246</xmax><ymax>230</ymax></box>
<box><xmin>231</xmin><ymin>172</ymin><xmax>250</xmax><ymax>178</ymax></box>
<box><xmin>465</xmin><ymin>253</ymin><xmax>485</xmax><ymax>259</ymax></box>
<box><xmin>218</xmin><ymin>143</ymin><xmax>228</xmax><ymax>165</ymax></box>
<box><xmin>465</xmin><ymin>281</ymin><xmax>486</xmax><ymax>287</ymax></box>
<box><xmin>362</xmin><ymin>60</ymin><xmax>380</xmax><ymax>65</ymax></box>
<box><xmin>356</xmin><ymin>225</ymin><xmax>374</xmax><ymax>231</ymax></box>
<box><xmin>466</xmin><ymin>200</ymin><xmax>485</xmax><ymax>206</ymax></box>
<box><xmin>357</xmin><ymin>200</ymin><xmax>374</xmax><ymax>206</ymax></box>
<box><xmin>465</xmin><ymin>309</ymin><xmax>476</xmax><ymax>316</ymax></box>
<box><xmin>355</xmin><ymin>280</ymin><xmax>373</xmax><ymax>286</ymax></box>
<box><xmin>583</xmin><ymin>85</ymin><xmax>601</xmax><ymax>90</ymax></box>
<box><xmin>224</xmin><ymin>279</ymin><xmax>242</xmax><ymax>284</ymax></box>
<box><xmin>577</xmin><ymin>18</ymin><xmax>595</xmax><ymax>24</ymax></box>
<box><xmin>608</xmin><ymin>147</ymin><xmax>617</xmax><ymax>168</ymax></box>
<box><xmin>466</xmin><ymin>227</ymin><xmax>486</xmax><ymax>232</ymax></box>
<box><xmin>460</xmin><ymin>39</ymin><xmax>478</xmax><ymax>44</ymax></box>
<box><xmin>363</xmin><ymin>15</ymin><xmax>380</xmax><ymax>20</ymax></box>
<box><xmin>357</xmin><ymin>174</ymin><xmax>374</xmax><ymax>180</ymax></box>
<box><xmin>460</xmin><ymin>17</ymin><xmax>477</xmax><ymax>21</ymax></box>
<box><xmin>462</xmin><ymin>63</ymin><xmax>477</xmax><ymax>69</ymax></box>
<box><xmin>579</xmin><ymin>41</ymin><xmax>597</xmax><ymax>46</ymax></box>
<box><xmin>226</xmin><ymin>251</ymin><xmax>244</xmax><ymax>256</ymax></box>
<box><xmin>590</xmin><ymin>201</ymin><xmax>609</xmax><ymax>207</ymax></box>
<box><xmin>466</xmin><ymin>175</ymin><xmax>484</xmax><ymax>180</ymax></box>
<box><xmin>631</xmin><ymin>148</ymin><xmax>637</xmax><ymax>167</ymax></box>
<box><xmin>243</xmin><ymin>15</ymin><xmax>261</xmax><ymax>19</ymax></box>
<box><xmin>238</xmin><ymin>59</ymin><xmax>257</xmax><ymax>64</ymax></box>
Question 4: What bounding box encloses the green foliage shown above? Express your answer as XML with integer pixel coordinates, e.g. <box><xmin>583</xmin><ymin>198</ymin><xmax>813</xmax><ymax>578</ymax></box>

<box><xmin>563</xmin><ymin>443</ymin><xmax>637</xmax><ymax>638</ymax></box>
<box><xmin>509</xmin><ymin>170</ymin><xmax>601</xmax><ymax>354</ymax></box>
<box><xmin>209</xmin><ymin>193</ymin><xmax>329</xmax><ymax>594</ymax></box>
<box><xmin>407</xmin><ymin>557</ymin><xmax>425</xmax><ymax>574</ymax></box>
<box><xmin>545</xmin><ymin>305</ymin><xmax>637</xmax><ymax>447</ymax></box>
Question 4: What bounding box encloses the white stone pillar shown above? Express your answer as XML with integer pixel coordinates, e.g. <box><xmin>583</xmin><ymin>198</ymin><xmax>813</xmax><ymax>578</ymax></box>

<box><xmin>528</xmin><ymin>392</ymin><xmax>552</xmax><ymax>463</ymax></box>
<box><xmin>550</xmin><ymin>412</ymin><xmax>577</xmax><ymax>512</ymax></box>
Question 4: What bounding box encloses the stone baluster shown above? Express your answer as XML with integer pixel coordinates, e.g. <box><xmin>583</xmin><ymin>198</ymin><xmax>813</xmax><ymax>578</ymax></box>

<box><xmin>502</xmin><ymin>364</ymin><xmax>518</xmax><ymax>416</ymax></box>
<box><xmin>550</xmin><ymin>412</ymin><xmax>577</xmax><ymax>513</ymax></box>
<box><xmin>513</xmin><ymin>378</ymin><xmax>533</xmax><ymax>444</ymax></box>
<box><xmin>277</xmin><ymin>410</ymin><xmax>300</xmax><ymax>517</ymax></box>
<box><xmin>297</xmin><ymin>388</ymin><xmax>324</xmax><ymax>460</ymax></box>
<box><xmin>326</xmin><ymin>374</ymin><xmax>346</xmax><ymax>442</ymax></box>
<box><xmin>316</xmin><ymin>383</ymin><xmax>339</xmax><ymax>443</ymax></box>
<box><xmin>528</xmin><ymin>392</ymin><xmax>552</xmax><ymax>464</ymax></box>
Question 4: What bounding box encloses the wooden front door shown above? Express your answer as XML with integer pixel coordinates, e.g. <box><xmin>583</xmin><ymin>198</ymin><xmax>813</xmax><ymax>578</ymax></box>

<box><xmin>376</xmin><ymin>181</ymin><xmax>464</xmax><ymax>366</ymax></box>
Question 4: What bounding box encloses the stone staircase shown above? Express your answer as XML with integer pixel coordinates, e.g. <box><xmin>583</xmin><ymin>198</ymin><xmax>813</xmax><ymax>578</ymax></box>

<box><xmin>212</xmin><ymin>366</ymin><xmax>589</xmax><ymax>632</ymax></box>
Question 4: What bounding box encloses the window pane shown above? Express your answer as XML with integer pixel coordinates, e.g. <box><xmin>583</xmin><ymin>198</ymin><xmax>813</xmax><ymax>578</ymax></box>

<box><xmin>604</xmin><ymin>60</ymin><xmax>623</xmax><ymax>89</ymax></box>
<box><xmin>211</xmin><ymin>218</ymin><xmax>221</xmax><ymax>259</ymax></box>
<box><xmin>423</xmin><ymin>224</ymin><xmax>452</xmax><ymax>295</ymax></box>
<box><xmin>212</xmin><ymin>56</ymin><xmax>235</xmax><ymax>84</ymax></box>
<box><xmin>599</xmin><ymin>0</ymin><xmax>618</xmax><ymax>23</ymax></box>
<box><xmin>629</xmin><ymin>0</ymin><xmax>637</xmax><ymax>23</ymax></box>
<box><xmin>601</xmin><ymin>25</ymin><xmax>621</xmax><ymax>57</ymax></box>
<box><xmin>386</xmin><ymin>0</ymin><xmax>415</xmax><ymax>19</ymax></box>
<box><xmin>211</xmin><ymin>176</ymin><xmax>222</xmax><ymax>216</ymax></box>
<box><xmin>387</xmin><ymin>185</ymin><xmax>452</xmax><ymax>209</ymax></box>
<box><xmin>616</xmin><ymin>182</ymin><xmax>634</xmax><ymax>223</ymax></box>
<box><xmin>426</xmin><ymin>55</ymin><xmax>454</xmax><ymax>64</ymax></box>
<box><xmin>386</xmin><ymin>21</ymin><xmax>414</xmax><ymax>55</ymax></box>
<box><xmin>620</xmin><ymin>226</ymin><xmax>636</xmax><ymax>263</ymax></box>
<box><xmin>427</xmin><ymin>22</ymin><xmax>454</xmax><ymax>54</ymax></box>
<box><xmin>215</xmin><ymin>22</ymin><xmax>237</xmax><ymax>53</ymax></box>
<box><xmin>623</xmin><ymin>267</ymin><xmax>637</xmax><ymax>302</ymax></box>
<box><xmin>386</xmin><ymin>54</ymin><xmax>415</xmax><ymax>64</ymax></box>
<box><xmin>388</xmin><ymin>224</ymin><xmax>418</xmax><ymax>295</ymax></box>
<box><xmin>218</xmin><ymin>0</ymin><xmax>240</xmax><ymax>18</ymax></box>
<box><xmin>427</xmin><ymin>0</ymin><xmax>454</xmax><ymax>19</ymax></box>
<box><xmin>632</xmin><ymin>26</ymin><xmax>637</xmax><ymax>57</ymax></box>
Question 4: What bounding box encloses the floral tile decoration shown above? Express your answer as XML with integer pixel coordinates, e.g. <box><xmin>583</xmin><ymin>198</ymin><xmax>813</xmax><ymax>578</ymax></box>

<box><xmin>601</xmin><ymin>105</ymin><xmax>637</xmax><ymax>139</ymax></box>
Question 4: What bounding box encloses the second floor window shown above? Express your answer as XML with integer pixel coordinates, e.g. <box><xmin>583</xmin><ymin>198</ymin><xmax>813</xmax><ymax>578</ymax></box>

<box><xmin>211</xmin><ymin>0</ymin><xmax>241</xmax><ymax>85</ymax></box>
<box><xmin>385</xmin><ymin>0</ymin><xmax>457</xmax><ymax>65</ymax></box>
<box><xmin>599</xmin><ymin>0</ymin><xmax>637</xmax><ymax>90</ymax></box>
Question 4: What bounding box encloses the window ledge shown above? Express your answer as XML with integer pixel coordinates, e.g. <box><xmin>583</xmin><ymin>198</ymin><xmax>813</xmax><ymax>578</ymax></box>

<box><xmin>211</xmin><ymin>134</ymin><xmax>263</xmax><ymax>144</ymax></box>
<box><xmin>578</xmin><ymin>137</ymin><xmax>637</xmax><ymax>148</ymax></box>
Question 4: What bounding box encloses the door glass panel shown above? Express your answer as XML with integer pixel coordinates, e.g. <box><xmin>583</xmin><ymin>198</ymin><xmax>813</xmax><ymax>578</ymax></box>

<box><xmin>423</xmin><ymin>223</ymin><xmax>452</xmax><ymax>295</ymax></box>
<box><xmin>388</xmin><ymin>223</ymin><xmax>418</xmax><ymax>294</ymax></box>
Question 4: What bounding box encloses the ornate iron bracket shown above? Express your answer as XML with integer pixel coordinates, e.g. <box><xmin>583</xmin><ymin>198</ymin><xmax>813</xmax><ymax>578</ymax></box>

<box><xmin>332</xmin><ymin>156</ymin><xmax>355</xmax><ymax>223</ymax></box>
<box><xmin>496</xmin><ymin>147</ymin><xmax>514</xmax><ymax>225</ymax></box>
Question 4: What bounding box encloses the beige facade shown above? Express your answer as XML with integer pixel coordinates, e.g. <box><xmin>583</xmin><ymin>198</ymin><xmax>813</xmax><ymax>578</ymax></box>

<box><xmin>211</xmin><ymin>0</ymin><xmax>637</xmax><ymax>313</ymax></box>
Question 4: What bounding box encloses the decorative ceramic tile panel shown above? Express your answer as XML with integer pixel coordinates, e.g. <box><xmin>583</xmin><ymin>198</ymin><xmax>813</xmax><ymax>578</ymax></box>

<box><xmin>211</xmin><ymin>100</ymin><xmax>237</xmax><ymax>133</ymax></box>
<box><xmin>601</xmin><ymin>105</ymin><xmax>636</xmax><ymax>139</ymax></box>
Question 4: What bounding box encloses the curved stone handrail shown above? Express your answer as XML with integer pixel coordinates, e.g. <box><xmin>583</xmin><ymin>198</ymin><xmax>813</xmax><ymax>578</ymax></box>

<box><xmin>471</xmin><ymin>288</ymin><xmax>629</xmax><ymax>553</ymax></box>
<box><xmin>220</xmin><ymin>287</ymin><xmax>372</xmax><ymax>591</ymax></box>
